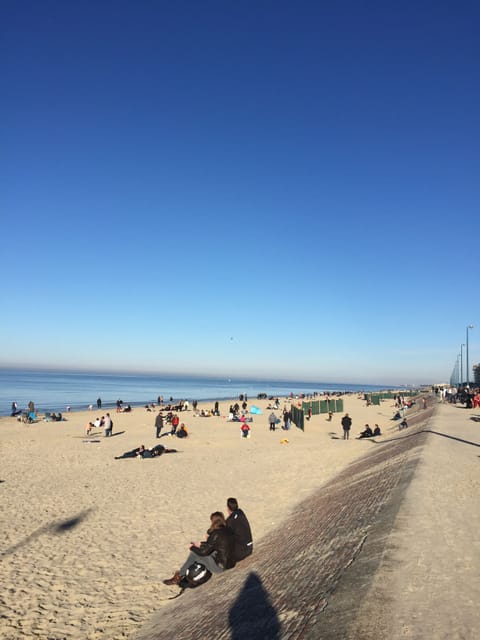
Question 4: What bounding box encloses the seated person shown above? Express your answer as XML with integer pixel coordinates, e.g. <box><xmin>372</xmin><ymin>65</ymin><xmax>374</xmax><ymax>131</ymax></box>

<box><xmin>358</xmin><ymin>424</ymin><xmax>373</xmax><ymax>438</ymax></box>
<box><xmin>226</xmin><ymin>497</ymin><xmax>253</xmax><ymax>561</ymax></box>
<box><xmin>163</xmin><ymin>512</ymin><xmax>236</xmax><ymax>586</ymax></box>
<box><xmin>373</xmin><ymin>424</ymin><xmax>382</xmax><ymax>436</ymax></box>
<box><xmin>86</xmin><ymin>422</ymin><xmax>94</xmax><ymax>436</ymax></box>
<box><xmin>176</xmin><ymin>424</ymin><xmax>188</xmax><ymax>438</ymax></box>
<box><xmin>11</xmin><ymin>403</ymin><xmax>21</xmax><ymax>417</ymax></box>
<box><xmin>399</xmin><ymin>418</ymin><xmax>408</xmax><ymax>430</ymax></box>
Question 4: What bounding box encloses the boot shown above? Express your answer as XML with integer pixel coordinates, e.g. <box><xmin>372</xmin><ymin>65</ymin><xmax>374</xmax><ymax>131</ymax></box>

<box><xmin>163</xmin><ymin>571</ymin><xmax>181</xmax><ymax>586</ymax></box>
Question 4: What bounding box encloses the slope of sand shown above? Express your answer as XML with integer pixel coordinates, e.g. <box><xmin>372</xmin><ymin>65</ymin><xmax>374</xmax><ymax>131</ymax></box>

<box><xmin>1</xmin><ymin>395</ymin><xmax>398</xmax><ymax>640</ymax></box>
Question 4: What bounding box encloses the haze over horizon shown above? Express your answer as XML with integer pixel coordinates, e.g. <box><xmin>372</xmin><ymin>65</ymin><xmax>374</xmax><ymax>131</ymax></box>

<box><xmin>3</xmin><ymin>1</ymin><xmax>479</xmax><ymax>386</ymax></box>
<box><xmin>0</xmin><ymin>361</ymin><xmax>449</xmax><ymax>388</ymax></box>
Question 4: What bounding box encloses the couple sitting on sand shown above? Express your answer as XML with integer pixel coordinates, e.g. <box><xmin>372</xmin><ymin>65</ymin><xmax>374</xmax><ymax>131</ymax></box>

<box><xmin>358</xmin><ymin>424</ymin><xmax>382</xmax><ymax>439</ymax></box>
<box><xmin>114</xmin><ymin>444</ymin><xmax>178</xmax><ymax>459</ymax></box>
<box><xmin>163</xmin><ymin>497</ymin><xmax>253</xmax><ymax>587</ymax></box>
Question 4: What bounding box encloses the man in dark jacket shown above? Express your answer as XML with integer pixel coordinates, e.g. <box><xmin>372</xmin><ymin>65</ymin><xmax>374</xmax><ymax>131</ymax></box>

<box><xmin>226</xmin><ymin>497</ymin><xmax>253</xmax><ymax>561</ymax></box>
<box><xmin>341</xmin><ymin>413</ymin><xmax>352</xmax><ymax>440</ymax></box>
<box><xmin>155</xmin><ymin>411</ymin><xmax>164</xmax><ymax>438</ymax></box>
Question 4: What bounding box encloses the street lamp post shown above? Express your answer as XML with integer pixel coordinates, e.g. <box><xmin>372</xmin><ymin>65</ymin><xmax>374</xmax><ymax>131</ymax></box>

<box><xmin>466</xmin><ymin>324</ymin><xmax>474</xmax><ymax>387</ymax></box>
<box><xmin>460</xmin><ymin>343</ymin><xmax>465</xmax><ymax>386</ymax></box>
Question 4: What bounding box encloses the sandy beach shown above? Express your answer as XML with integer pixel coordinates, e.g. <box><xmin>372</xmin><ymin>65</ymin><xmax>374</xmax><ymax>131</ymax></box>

<box><xmin>1</xmin><ymin>393</ymin><xmax>396</xmax><ymax>639</ymax></box>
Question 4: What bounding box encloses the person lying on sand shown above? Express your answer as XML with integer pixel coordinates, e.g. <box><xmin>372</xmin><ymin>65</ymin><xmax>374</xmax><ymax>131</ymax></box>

<box><xmin>114</xmin><ymin>444</ymin><xmax>178</xmax><ymax>459</ymax></box>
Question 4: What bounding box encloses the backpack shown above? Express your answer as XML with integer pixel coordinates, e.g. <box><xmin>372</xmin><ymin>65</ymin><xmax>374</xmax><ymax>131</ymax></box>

<box><xmin>178</xmin><ymin>562</ymin><xmax>212</xmax><ymax>589</ymax></box>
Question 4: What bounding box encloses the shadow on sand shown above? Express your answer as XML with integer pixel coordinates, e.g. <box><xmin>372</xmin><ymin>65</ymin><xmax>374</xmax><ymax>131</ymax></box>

<box><xmin>366</xmin><ymin>429</ymin><xmax>480</xmax><ymax>449</ymax></box>
<box><xmin>229</xmin><ymin>572</ymin><xmax>280</xmax><ymax>640</ymax></box>
<box><xmin>1</xmin><ymin>507</ymin><xmax>96</xmax><ymax>557</ymax></box>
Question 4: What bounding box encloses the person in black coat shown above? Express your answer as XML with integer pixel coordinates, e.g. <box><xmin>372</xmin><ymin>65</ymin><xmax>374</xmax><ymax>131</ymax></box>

<box><xmin>341</xmin><ymin>413</ymin><xmax>352</xmax><ymax>440</ymax></box>
<box><xmin>226</xmin><ymin>497</ymin><xmax>253</xmax><ymax>561</ymax></box>
<box><xmin>155</xmin><ymin>411</ymin><xmax>164</xmax><ymax>438</ymax></box>
<box><xmin>163</xmin><ymin>512</ymin><xmax>236</xmax><ymax>586</ymax></box>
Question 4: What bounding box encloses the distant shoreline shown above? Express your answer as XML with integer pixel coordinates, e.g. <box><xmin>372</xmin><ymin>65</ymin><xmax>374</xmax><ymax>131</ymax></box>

<box><xmin>0</xmin><ymin>367</ymin><xmax>411</xmax><ymax>417</ymax></box>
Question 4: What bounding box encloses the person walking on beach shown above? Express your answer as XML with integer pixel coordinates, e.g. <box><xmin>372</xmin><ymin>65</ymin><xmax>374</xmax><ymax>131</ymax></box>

<box><xmin>97</xmin><ymin>397</ymin><xmax>102</xmax><ymax>409</ymax></box>
<box><xmin>155</xmin><ymin>411</ymin><xmax>164</xmax><ymax>438</ymax></box>
<box><xmin>341</xmin><ymin>413</ymin><xmax>352</xmax><ymax>440</ymax></box>
<box><xmin>103</xmin><ymin>413</ymin><xmax>112</xmax><ymax>437</ymax></box>
<box><xmin>269</xmin><ymin>412</ymin><xmax>277</xmax><ymax>431</ymax></box>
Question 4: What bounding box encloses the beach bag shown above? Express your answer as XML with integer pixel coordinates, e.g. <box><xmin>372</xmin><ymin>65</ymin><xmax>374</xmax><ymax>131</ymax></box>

<box><xmin>179</xmin><ymin>562</ymin><xmax>212</xmax><ymax>589</ymax></box>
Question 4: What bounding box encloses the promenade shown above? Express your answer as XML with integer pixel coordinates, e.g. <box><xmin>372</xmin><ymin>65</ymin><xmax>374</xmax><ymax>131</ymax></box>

<box><xmin>135</xmin><ymin>400</ymin><xmax>480</xmax><ymax>640</ymax></box>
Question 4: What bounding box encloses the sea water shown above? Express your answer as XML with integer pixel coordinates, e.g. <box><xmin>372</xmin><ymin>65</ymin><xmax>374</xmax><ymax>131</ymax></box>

<box><xmin>0</xmin><ymin>367</ymin><xmax>394</xmax><ymax>416</ymax></box>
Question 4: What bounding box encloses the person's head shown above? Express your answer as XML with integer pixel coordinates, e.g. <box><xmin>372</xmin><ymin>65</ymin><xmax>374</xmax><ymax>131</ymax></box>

<box><xmin>209</xmin><ymin>511</ymin><xmax>226</xmax><ymax>529</ymax></box>
<box><xmin>227</xmin><ymin>497</ymin><xmax>238</xmax><ymax>513</ymax></box>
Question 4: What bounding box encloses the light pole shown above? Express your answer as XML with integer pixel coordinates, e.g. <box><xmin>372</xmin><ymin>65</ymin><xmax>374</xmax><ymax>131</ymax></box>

<box><xmin>455</xmin><ymin>355</ymin><xmax>461</xmax><ymax>386</ymax></box>
<box><xmin>460</xmin><ymin>343</ymin><xmax>465</xmax><ymax>385</ymax></box>
<box><xmin>466</xmin><ymin>324</ymin><xmax>474</xmax><ymax>387</ymax></box>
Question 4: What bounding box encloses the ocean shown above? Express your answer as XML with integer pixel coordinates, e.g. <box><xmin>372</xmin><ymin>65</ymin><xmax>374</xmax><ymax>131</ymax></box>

<box><xmin>0</xmin><ymin>368</ymin><xmax>398</xmax><ymax>416</ymax></box>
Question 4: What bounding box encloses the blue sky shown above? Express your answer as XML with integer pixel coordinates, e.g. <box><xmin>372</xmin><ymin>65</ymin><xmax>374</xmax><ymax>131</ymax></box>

<box><xmin>2</xmin><ymin>0</ymin><xmax>479</xmax><ymax>385</ymax></box>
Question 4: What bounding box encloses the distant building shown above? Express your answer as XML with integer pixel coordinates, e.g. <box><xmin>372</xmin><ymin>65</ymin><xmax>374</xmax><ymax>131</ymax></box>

<box><xmin>473</xmin><ymin>363</ymin><xmax>480</xmax><ymax>385</ymax></box>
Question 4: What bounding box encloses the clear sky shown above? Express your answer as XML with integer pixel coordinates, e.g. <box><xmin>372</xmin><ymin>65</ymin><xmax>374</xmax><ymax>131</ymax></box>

<box><xmin>2</xmin><ymin>1</ymin><xmax>479</xmax><ymax>385</ymax></box>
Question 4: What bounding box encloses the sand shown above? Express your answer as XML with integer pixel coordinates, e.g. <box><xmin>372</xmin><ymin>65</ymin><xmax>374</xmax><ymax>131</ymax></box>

<box><xmin>0</xmin><ymin>393</ymin><xmax>393</xmax><ymax>639</ymax></box>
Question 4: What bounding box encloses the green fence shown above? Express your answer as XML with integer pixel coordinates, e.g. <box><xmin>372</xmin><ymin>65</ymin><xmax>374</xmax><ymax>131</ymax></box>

<box><xmin>291</xmin><ymin>405</ymin><xmax>304</xmax><ymax>431</ymax></box>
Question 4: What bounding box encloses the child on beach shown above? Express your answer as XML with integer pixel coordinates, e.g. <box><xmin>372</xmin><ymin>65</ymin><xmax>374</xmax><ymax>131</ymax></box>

<box><xmin>241</xmin><ymin>423</ymin><xmax>250</xmax><ymax>438</ymax></box>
